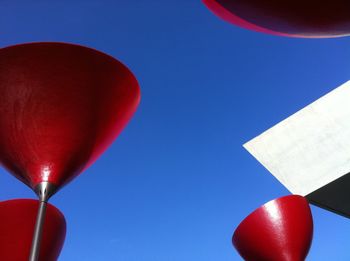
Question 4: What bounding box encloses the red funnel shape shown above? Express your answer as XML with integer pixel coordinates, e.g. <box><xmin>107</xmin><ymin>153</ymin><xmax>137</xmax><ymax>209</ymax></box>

<box><xmin>233</xmin><ymin>195</ymin><xmax>313</xmax><ymax>261</ymax></box>
<box><xmin>0</xmin><ymin>42</ymin><xmax>140</xmax><ymax>191</ymax></box>
<box><xmin>203</xmin><ymin>0</ymin><xmax>350</xmax><ymax>38</ymax></box>
<box><xmin>0</xmin><ymin>199</ymin><xmax>66</xmax><ymax>260</ymax></box>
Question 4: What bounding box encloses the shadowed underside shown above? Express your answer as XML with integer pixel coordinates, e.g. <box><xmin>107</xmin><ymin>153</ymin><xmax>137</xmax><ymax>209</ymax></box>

<box><xmin>203</xmin><ymin>0</ymin><xmax>350</xmax><ymax>38</ymax></box>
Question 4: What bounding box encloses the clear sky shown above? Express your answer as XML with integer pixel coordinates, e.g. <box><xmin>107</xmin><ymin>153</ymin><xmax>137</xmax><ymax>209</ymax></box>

<box><xmin>1</xmin><ymin>1</ymin><xmax>350</xmax><ymax>260</ymax></box>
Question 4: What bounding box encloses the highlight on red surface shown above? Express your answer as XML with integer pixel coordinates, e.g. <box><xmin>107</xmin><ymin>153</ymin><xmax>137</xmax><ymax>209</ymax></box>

<box><xmin>0</xmin><ymin>42</ymin><xmax>141</xmax><ymax>191</ymax></box>
<box><xmin>232</xmin><ymin>195</ymin><xmax>313</xmax><ymax>261</ymax></box>
<box><xmin>202</xmin><ymin>0</ymin><xmax>350</xmax><ymax>38</ymax></box>
<box><xmin>0</xmin><ymin>199</ymin><xmax>66</xmax><ymax>260</ymax></box>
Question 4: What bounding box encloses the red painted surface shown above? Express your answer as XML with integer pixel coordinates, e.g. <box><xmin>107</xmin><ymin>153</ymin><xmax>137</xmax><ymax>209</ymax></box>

<box><xmin>0</xmin><ymin>42</ymin><xmax>140</xmax><ymax>191</ymax></box>
<box><xmin>203</xmin><ymin>0</ymin><xmax>350</xmax><ymax>38</ymax></box>
<box><xmin>0</xmin><ymin>199</ymin><xmax>66</xmax><ymax>261</ymax></box>
<box><xmin>233</xmin><ymin>195</ymin><xmax>313</xmax><ymax>261</ymax></box>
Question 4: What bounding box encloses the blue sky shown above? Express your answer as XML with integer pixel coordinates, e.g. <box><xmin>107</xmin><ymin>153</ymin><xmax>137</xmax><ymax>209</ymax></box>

<box><xmin>1</xmin><ymin>1</ymin><xmax>350</xmax><ymax>260</ymax></box>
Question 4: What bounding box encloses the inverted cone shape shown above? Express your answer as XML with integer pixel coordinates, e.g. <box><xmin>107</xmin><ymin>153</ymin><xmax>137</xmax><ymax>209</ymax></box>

<box><xmin>0</xmin><ymin>199</ymin><xmax>66</xmax><ymax>260</ymax></box>
<box><xmin>233</xmin><ymin>195</ymin><xmax>313</xmax><ymax>261</ymax></box>
<box><xmin>0</xmin><ymin>42</ymin><xmax>140</xmax><ymax>192</ymax></box>
<box><xmin>203</xmin><ymin>0</ymin><xmax>350</xmax><ymax>38</ymax></box>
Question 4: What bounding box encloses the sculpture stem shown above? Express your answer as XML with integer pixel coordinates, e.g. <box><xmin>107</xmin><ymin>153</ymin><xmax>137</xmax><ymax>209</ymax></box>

<box><xmin>29</xmin><ymin>182</ymin><xmax>57</xmax><ymax>261</ymax></box>
<box><xmin>29</xmin><ymin>200</ymin><xmax>47</xmax><ymax>261</ymax></box>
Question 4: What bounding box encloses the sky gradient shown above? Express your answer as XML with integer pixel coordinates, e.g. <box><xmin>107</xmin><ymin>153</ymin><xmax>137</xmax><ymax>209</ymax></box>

<box><xmin>1</xmin><ymin>1</ymin><xmax>350</xmax><ymax>260</ymax></box>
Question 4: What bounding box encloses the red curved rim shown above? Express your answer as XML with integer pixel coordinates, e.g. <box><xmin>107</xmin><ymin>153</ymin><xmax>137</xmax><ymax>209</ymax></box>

<box><xmin>233</xmin><ymin>195</ymin><xmax>306</xmax><ymax>237</ymax></box>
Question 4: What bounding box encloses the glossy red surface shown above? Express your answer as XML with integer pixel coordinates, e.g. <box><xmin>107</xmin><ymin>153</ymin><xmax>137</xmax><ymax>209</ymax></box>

<box><xmin>0</xmin><ymin>42</ymin><xmax>140</xmax><ymax>190</ymax></box>
<box><xmin>0</xmin><ymin>199</ymin><xmax>66</xmax><ymax>260</ymax></box>
<box><xmin>203</xmin><ymin>0</ymin><xmax>350</xmax><ymax>38</ymax></box>
<box><xmin>233</xmin><ymin>195</ymin><xmax>313</xmax><ymax>261</ymax></box>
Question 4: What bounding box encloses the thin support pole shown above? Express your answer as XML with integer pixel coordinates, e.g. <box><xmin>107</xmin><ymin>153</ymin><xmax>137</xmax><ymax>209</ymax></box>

<box><xmin>29</xmin><ymin>200</ymin><xmax>47</xmax><ymax>261</ymax></box>
<box><xmin>29</xmin><ymin>181</ymin><xmax>57</xmax><ymax>261</ymax></box>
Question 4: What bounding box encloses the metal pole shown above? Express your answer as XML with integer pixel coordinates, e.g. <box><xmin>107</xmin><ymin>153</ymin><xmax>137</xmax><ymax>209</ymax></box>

<box><xmin>29</xmin><ymin>200</ymin><xmax>47</xmax><ymax>261</ymax></box>
<box><xmin>29</xmin><ymin>182</ymin><xmax>57</xmax><ymax>261</ymax></box>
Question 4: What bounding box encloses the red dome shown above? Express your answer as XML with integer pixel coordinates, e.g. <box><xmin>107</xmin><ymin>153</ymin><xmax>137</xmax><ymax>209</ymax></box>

<box><xmin>0</xmin><ymin>199</ymin><xmax>66</xmax><ymax>260</ymax></box>
<box><xmin>233</xmin><ymin>195</ymin><xmax>313</xmax><ymax>261</ymax></box>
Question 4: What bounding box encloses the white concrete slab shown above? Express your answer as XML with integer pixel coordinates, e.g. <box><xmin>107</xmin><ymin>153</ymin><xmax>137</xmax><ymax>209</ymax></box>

<box><xmin>244</xmin><ymin>80</ymin><xmax>350</xmax><ymax>197</ymax></box>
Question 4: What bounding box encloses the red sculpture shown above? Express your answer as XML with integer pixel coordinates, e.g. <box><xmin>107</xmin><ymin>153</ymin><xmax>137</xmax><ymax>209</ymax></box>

<box><xmin>203</xmin><ymin>0</ymin><xmax>350</xmax><ymax>38</ymax></box>
<box><xmin>233</xmin><ymin>195</ymin><xmax>313</xmax><ymax>261</ymax></box>
<box><xmin>0</xmin><ymin>199</ymin><xmax>66</xmax><ymax>261</ymax></box>
<box><xmin>0</xmin><ymin>42</ymin><xmax>141</xmax><ymax>260</ymax></box>
<box><xmin>0</xmin><ymin>42</ymin><xmax>140</xmax><ymax>193</ymax></box>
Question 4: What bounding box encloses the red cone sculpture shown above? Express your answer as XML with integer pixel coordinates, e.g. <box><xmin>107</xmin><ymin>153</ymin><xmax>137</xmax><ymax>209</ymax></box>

<box><xmin>203</xmin><ymin>0</ymin><xmax>350</xmax><ymax>38</ymax></box>
<box><xmin>233</xmin><ymin>195</ymin><xmax>313</xmax><ymax>261</ymax></box>
<box><xmin>0</xmin><ymin>42</ymin><xmax>140</xmax><ymax>260</ymax></box>
<box><xmin>0</xmin><ymin>199</ymin><xmax>66</xmax><ymax>261</ymax></box>
<box><xmin>0</xmin><ymin>42</ymin><xmax>140</xmax><ymax>193</ymax></box>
